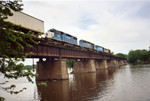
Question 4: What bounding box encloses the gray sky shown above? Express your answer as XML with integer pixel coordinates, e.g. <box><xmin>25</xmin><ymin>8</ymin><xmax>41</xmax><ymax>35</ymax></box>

<box><xmin>22</xmin><ymin>0</ymin><xmax>150</xmax><ymax>55</ymax></box>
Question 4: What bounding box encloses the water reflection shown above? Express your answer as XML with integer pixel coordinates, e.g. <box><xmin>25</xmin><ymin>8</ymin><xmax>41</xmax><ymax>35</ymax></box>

<box><xmin>2</xmin><ymin>64</ymin><xmax>150</xmax><ymax>101</ymax></box>
<box><xmin>37</xmin><ymin>80</ymin><xmax>69</xmax><ymax>101</ymax></box>
<box><xmin>69</xmin><ymin>73</ymin><xmax>97</xmax><ymax>101</ymax></box>
<box><xmin>37</xmin><ymin>68</ymin><xmax>117</xmax><ymax>101</ymax></box>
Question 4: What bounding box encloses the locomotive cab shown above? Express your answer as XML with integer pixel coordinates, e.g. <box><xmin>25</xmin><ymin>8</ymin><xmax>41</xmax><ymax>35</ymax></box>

<box><xmin>46</xmin><ymin>29</ymin><xmax>62</xmax><ymax>41</ymax></box>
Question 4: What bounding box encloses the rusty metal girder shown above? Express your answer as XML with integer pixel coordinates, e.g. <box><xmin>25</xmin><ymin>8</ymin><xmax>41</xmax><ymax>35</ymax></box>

<box><xmin>24</xmin><ymin>43</ymin><xmax>123</xmax><ymax>60</ymax></box>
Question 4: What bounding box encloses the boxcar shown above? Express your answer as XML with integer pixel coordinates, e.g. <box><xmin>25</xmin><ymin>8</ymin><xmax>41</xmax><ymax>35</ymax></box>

<box><xmin>79</xmin><ymin>40</ymin><xmax>94</xmax><ymax>49</ymax></box>
<box><xmin>6</xmin><ymin>11</ymin><xmax>44</xmax><ymax>34</ymax></box>
<box><xmin>94</xmin><ymin>45</ymin><xmax>104</xmax><ymax>53</ymax></box>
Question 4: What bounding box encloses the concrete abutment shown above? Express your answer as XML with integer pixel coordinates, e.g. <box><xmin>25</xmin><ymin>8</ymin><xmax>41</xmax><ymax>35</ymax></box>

<box><xmin>36</xmin><ymin>58</ymin><xmax>127</xmax><ymax>80</ymax></box>
<box><xmin>107</xmin><ymin>60</ymin><xmax>120</xmax><ymax>67</ymax></box>
<box><xmin>95</xmin><ymin>60</ymin><xmax>108</xmax><ymax>70</ymax></box>
<box><xmin>73</xmin><ymin>59</ymin><xmax>96</xmax><ymax>73</ymax></box>
<box><xmin>36</xmin><ymin>58</ymin><xmax>69</xmax><ymax>81</ymax></box>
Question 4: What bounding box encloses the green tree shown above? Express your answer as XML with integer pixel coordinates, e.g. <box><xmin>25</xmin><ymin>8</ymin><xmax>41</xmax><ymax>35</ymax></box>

<box><xmin>148</xmin><ymin>48</ymin><xmax>150</xmax><ymax>62</ymax></box>
<box><xmin>0</xmin><ymin>1</ymin><xmax>40</xmax><ymax>100</ymax></box>
<box><xmin>115</xmin><ymin>53</ymin><xmax>127</xmax><ymax>59</ymax></box>
<box><xmin>128</xmin><ymin>50</ymin><xmax>137</xmax><ymax>63</ymax></box>
<box><xmin>128</xmin><ymin>49</ymin><xmax>149</xmax><ymax>63</ymax></box>
<box><xmin>66</xmin><ymin>59</ymin><xmax>75</xmax><ymax>68</ymax></box>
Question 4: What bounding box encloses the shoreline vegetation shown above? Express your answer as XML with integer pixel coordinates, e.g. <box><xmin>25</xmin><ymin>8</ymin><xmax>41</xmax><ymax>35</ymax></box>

<box><xmin>115</xmin><ymin>47</ymin><xmax>150</xmax><ymax>65</ymax></box>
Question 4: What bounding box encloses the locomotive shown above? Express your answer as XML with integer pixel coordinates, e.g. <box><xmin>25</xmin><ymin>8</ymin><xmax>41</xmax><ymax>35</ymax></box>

<box><xmin>46</xmin><ymin>28</ymin><xmax>111</xmax><ymax>54</ymax></box>
<box><xmin>46</xmin><ymin>28</ymin><xmax>77</xmax><ymax>45</ymax></box>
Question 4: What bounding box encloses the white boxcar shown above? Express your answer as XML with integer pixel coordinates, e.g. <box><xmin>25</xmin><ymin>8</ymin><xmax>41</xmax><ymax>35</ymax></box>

<box><xmin>6</xmin><ymin>11</ymin><xmax>44</xmax><ymax>33</ymax></box>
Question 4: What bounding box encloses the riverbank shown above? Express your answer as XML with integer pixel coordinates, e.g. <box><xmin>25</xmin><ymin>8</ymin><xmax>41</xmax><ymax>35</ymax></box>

<box><xmin>131</xmin><ymin>61</ymin><xmax>150</xmax><ymax>65</ymax></box>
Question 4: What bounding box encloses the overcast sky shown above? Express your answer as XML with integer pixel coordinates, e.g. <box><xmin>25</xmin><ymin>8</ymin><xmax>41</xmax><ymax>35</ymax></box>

<box><xmin>22</xmin><ymin>0</ymin><xmax>150</xmax><ymax>55</ymax></box>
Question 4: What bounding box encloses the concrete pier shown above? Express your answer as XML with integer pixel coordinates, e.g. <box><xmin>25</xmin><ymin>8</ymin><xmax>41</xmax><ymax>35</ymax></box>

<box><xmin>73</xmin><ymin>59</ymin><xmax>96</xmax><ymax>73</ymax></box>
<box><xmin>36</xmin><ymin>58</ymin><xmax>69</xmax><ymax>81</ymax></box>
<box><xmin>95</xmin><ymin>60</ymin><xmax>108</xmax><ymax>70</ymax></box>
<box><xmin>116</xmin><ymin>60</ymin><xmax>119</xmax><ymax>66</ymax></box>
<box><xmin>118</xmin><ymin>60</ymin><xmax>124</xmax><ymax>66</ymax></box>
<box><xmin>124</xmin><ymin>60</ymin><xmax>128</xmax><ymax>65</ymax></box>
<box><xmin>107</xmin><ymin>60</ymin><xmax>119</xmax><ymax>67</ymax></box>
<box><xmin>36</xmin><ymin>57</ymin><xmax>127</xmax><ymax>80</ymax></box>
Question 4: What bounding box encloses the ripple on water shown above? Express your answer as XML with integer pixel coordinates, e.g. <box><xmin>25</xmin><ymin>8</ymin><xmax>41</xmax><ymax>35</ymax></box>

<box><xmin>1</xmin><ymin>64</ymin><xmax>150</xmax><ymax>101</ymax></box>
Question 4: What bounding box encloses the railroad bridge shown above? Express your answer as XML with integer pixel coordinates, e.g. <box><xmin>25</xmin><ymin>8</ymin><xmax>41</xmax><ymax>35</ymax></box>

<box><xmin>7</xmin><ymin>11</ymin><xmax>127</xmax><ymax>81</ymax></box>
<box><xmin>24</xmin><ymin>38</ymin><xmax>127</xmax><ymax>81</ymax></box>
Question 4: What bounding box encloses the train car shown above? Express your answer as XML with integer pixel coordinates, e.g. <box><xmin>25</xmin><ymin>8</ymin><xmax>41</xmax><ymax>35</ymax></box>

<box><xmin>46</xmin><ymin>29</ymin><xmax>62</xmax><ymax>41</ymax></box>
<box><xmin>104</xmin><ymin>48</ymin><xmax>111</xmax><ymax>54</ymax></box>
<box><xmin>62</xmin><ymin>32</ymin><xmax>77</xmax><ymax>45</ymax></box>
<box><xmin>79</xmin><ymin>40</ymin><xmax>94</xmax><ymax>49</ymax></box>
<box><xmin>46</xmin><ymin>29</ymin><xmax>111</xmax><ymax>53</ymax></box>
<box><xmin>6</xmin><ymin>10</ymin><xmax>44</xmax><ymax>34</ymax></box>
<box><xmin>94</xmin><ymin>45</ymin><xmax>104</xmax><ymax>53</ymax></box>
<box><xmin>46</xmin><ymin>29</ymin><xmax>77</xmax><ymax>45</ymax></box>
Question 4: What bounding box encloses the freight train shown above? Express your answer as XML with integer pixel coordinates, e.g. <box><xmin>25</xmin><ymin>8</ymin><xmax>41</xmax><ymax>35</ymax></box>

<box><xmin>46</xmin><ymin>28</ymin><xmax>111</xmax><ymax>54</ymax></box>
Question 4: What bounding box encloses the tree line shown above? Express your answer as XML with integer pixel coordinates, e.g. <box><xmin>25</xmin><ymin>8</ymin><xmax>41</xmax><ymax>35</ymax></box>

<box><xmin>115</xmin><ymin>47</ymin><xmax>150</xmax><ymax>64</ymax></box>
<box><xmin>67</xmin><ymin>48</ymin><xmax>150</xmax><ymax>68</ymax></box>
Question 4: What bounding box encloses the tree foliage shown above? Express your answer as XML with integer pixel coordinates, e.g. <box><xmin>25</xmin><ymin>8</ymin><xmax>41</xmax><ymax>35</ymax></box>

<box><xmin>128</xmin><ymin>49</ymin><xmax>150</xmax><ymax>63</ymax></box>
<box><xmin>0</xmin><ymin>0</ymin><xmax>40</xmax><ymax>80</ymax></box>
<box><xmin>66</xmin><ymin>59</ymin><xmax>75</xmax><ymax>68</ymax></box>
<box><xmin>115</xmin><ymin>53</ymin><xmax>127</xmax><ymax>59</ymax></box>
<box><xmin>0</xmin><ymin>1</ymin><xmax>41</xmax><ymax>99</ymax></box>
<box><xmin>24</xmin><ymin>65</ymin><xmax>36</xmax><ymax>70</ymax></box>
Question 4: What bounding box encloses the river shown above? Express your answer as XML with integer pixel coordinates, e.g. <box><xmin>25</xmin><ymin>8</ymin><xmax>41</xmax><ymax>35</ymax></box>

<box><xmin>0</xmin><ymin>64</ymin><xmax>150</xmax><ymax>101</ymax></box>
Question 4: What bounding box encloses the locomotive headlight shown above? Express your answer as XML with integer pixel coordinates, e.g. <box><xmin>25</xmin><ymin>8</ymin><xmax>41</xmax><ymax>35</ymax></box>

<box><xmin>46</xmin><ymin>31</ymin><xmax>54</xmax><ymax>38</ymax></box>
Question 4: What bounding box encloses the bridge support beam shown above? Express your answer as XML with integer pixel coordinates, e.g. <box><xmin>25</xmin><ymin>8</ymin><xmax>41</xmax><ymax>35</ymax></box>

<box><xmin>116</xmin><ymin>60</ymin><xmax>119</xmax><ymax>66</ymax></box>
<box><xmin>107</xmin><ymin>60</ymin><xmax>119</xmax><ymax>67</ymax></box>
<box><xmin>107</xmin><ymin>60</ymin><xmax>113</xmax><ymax>68</ymax></box>
<box><xmin>124</xmin><ymin>60</ymin><xmax>128</xmax><ymax>64</ymax></box>
<box><xmin>36</xmin><ymin>58</ymin><xmax>69</xmax><ymax>81</ymax></box>
<box><xmin>115</xmin><ymin>60</ymin><xmax>120</xmax><ymax>67</ymax></box>
<box><xmin>73</xmin><ymin>59</ymin><xmax>96</xmax><ymax>73</ymax></box>
<box><xmin>95</xmin><ymin>60</ymin><xmax>108</xmax><ymax>70</ymax></box>
<box><xmin>113</xmin><ymin>60</ymin><xmax>118</xmax><ymax>66</ymax></box>
<box><xmin>118</xmin><ymin>60</ymin><xmax>124</xmax><ymax>66</ymax></box>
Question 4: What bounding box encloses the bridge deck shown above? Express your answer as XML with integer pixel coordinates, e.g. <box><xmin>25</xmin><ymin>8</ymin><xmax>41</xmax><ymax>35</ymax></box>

<box><xmin>24</xmin><ymin>42</ymin><xmax>122</xmax><ymax>60</ymax></box>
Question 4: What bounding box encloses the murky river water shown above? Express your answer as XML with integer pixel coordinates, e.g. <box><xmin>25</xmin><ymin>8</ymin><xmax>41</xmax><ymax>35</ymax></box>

<box><xmin>1</xmin><ymin>64</ymin><xmax>150</xmax><ymax>101</ymax></box>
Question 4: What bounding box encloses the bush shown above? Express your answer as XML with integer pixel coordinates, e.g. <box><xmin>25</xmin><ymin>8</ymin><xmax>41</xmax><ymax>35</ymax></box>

<box><xmin>137</xmin><ymin>59</ymin><xmax>141</xmax><ymax>63</ymax></box>
<box><xmin>148</xmin><ymin>57</ymin><xmax>150</xmax><ymax>63</ymax></box>
<box><xmin>128</xmin><ymin>49</ymin><xmax>149</xmax><ymax>63</ymax></box>
<box><xmin>66</xmin><ymin>60</ymin><xmax>75</xmax><ymax>68</ymax></box>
